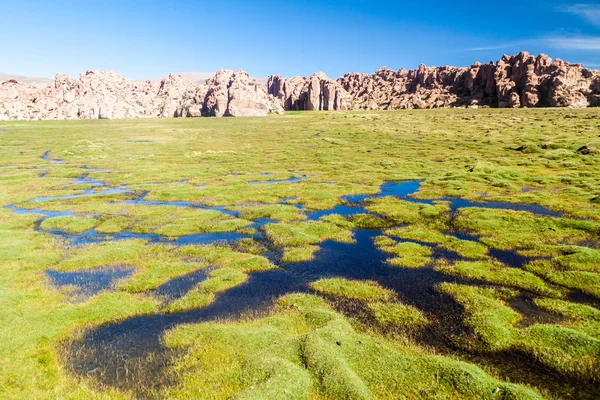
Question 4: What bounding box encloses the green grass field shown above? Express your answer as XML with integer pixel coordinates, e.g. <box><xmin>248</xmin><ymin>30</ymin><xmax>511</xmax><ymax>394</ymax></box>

<box><xmin>1</xmin><ymin>109</ymin><xmax>599</xmax><ymax>399</ymax></box>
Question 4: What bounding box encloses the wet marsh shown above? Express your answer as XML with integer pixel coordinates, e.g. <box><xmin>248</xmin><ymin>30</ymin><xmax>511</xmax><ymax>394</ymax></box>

<box><xmin>1</xmin><ymin>109</ymin><xmax>600</xmax><ymax>399</ymax></box>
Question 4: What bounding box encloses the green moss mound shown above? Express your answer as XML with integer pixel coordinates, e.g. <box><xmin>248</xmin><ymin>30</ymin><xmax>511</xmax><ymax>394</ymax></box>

<box><xmin>164</xmin><ymin>294</ymin><xmax>542</xmax><ymax>399</ymax></box>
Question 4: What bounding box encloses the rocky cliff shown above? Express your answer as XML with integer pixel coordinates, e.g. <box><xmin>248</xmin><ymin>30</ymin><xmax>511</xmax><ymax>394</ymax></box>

<box><xmin>200</xmin><ymin>70</ymin><xmax>283</xmax><ymax>117</ymax></box>
<box><xmin>0</xmin><ymin>69</ymin><xmax>282</xmax><ymax>120</ymax></box>
<box><xmin>2</xmin><ymin>52</ymin><xmax>599</xmax><ymax>120</ymax></box>
<box><xmin>269</xmin><ymin>52</ymin><xmax>600</xmax><ymax>110</ymax></box>
<box><xmin>267</xmin><ymin>72</ymin><xmax>351</xmax><ymax>111</ymax></box>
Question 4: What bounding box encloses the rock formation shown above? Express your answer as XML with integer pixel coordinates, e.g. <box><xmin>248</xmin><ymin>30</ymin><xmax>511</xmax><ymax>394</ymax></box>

<box><xmin>0</xmin><ymin>69</ymin><xmax>281</xmax><ymax>120</ymax></box>
<box><xmin>2</xmin><ymin>52</ymin><xmax>599</xmax><ymax>120</ymax></box>
<box><xmin>202</xmin><ymin>70</ymin><xmax>283</xmax><ymax>117</ymax></box>
<box><xmin>268</xmin><ymin>52</ymin><xmax>600</xmax><ymax>111</ymax></box>
<box><xmin>267</xmin><ymin>72</ymin><xmax>351</xmax><ymax>111</ymax></box>
<box><xmin>335</xmin><ymin>52</ymin><xmax>600</xmax><ymax>110</ymax></box>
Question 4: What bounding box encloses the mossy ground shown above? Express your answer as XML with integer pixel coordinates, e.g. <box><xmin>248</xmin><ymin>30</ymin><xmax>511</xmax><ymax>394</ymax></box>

<box><xmin>440</xmin><ymin>283</ymin><xmax>600</xmax><ymax>384</ymax></box>
<box><xmin>163</xmin><ymin>294</ymin><xmax>540</xmax><ymax>400</ymax></box>
<box><xmin>1</xmin><ymin>109</ymin><xmax>600</xmax><ymax>399</ymax></box>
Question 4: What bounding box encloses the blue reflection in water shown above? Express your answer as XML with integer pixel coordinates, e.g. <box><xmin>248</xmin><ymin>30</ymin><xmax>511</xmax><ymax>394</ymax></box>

<box><xmin>46</xmin><ymin>266</ymin><xmax>134</xmax><ymax>301</ymax></box>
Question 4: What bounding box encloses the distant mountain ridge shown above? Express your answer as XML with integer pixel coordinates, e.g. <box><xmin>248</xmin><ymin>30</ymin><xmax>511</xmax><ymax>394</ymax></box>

<box><xmin>0</xmin><ymin>72</ymin><xmax>52</xmax><ymax>84</ymax></box>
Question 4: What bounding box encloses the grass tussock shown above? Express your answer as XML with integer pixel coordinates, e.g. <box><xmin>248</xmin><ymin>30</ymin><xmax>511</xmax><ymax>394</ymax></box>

<box><xmin>163</xmin><ymin>293</ymin><xmax>542</xmax><ymax>399</ymax></box>
<box><xmin>454</xmin><ymin>208</ymin><xmax>600</xmax><ymax>251</ymax></box>
<box><xmin>310</xmin><ymin>278</ymin><xmax>395</xmax><ymax>302</ymax></box>
<box><xmin>2</xmin><ymin>109</ymin><xmax>600</xmax><ymax>398</ymax></box>
<box><xmin>525</xmin><ymin>260</ymin><xmax>600</xmax><ymax>299</ymax></box>
<box><xmin>40</xmin><ymin>215</ymin><xmax>99</xmax><ymax>234</ymax></box>
<box><xmin>440</xmin><ymin>283</ymin><xmax>600</xmax><ymax>382</ymax></box>
<box><xmin>365</xmin><ymin>197</ymin><xmax>450</xmax><ymax>230</ymax></box>
<box><xmin>386</xmin><ymin>226</ymin><xmax>489</xmax><ymax>259</ymax></box>
<box><xmin>435</xmin><ymin>260</ymin><xmax>567</xmax><ymax>298</ymax></box>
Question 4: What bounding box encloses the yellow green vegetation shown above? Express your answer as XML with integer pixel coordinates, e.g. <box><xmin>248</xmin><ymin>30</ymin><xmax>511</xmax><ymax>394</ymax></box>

<box><xmin>366</xmin><ymin>301</ymin><xmax>428</xmax><ymax>327</ymax></box>
<box><xmin>553</xmin><ymin>246</ymin><xmax>600</xmax><ymax>273</ymax></box>
<box><xmin>18</xmin><ymin>200</ymin><xmax>252</xmax><ymax>237</ymax></box>
<box><xmin>234</xmin><ymin>238</ymin><xmax>266</xmax><ymax>255</ymax></box>
<box><xmin>365</xmin><ymin>197</ymin><xmax>450</xmax><ymax>229</ymax></box>
<box><xmin>233</xmin><ymin>204</ymin><xmax>306</xmax><ymax>222</ymax></box>
<box><xmin>0</xmin><ymin>210</ymin><xmax>159</xmax><ymax>399</ymax></box>
<box><xmin>264</xmin><ymin>218</ymin><xmax>355</xmax><ymax>261</ymax></box>
<box><xmin>310</xmin><ymin>278</ymin><xmax>395</xmax><ymax>302</ymax></box>
<box><xmin>526</xmin><ymin>260</ymin><xmax>600</xmax><ymax>298</ymax></box>
<box><xmin>281</xmin><ymin>244</ymin><xmax>319</xmax><ymax>262</ymax></box>
<box><xmin>436</xmin><ymin>260</ymin><xmax>567</xmax><ymax>298</ymax></box>
<box><xmin>163</xmin><ymin>294</ymin><xmax>540</xmax><ymax>399</ymax></box>
<box><xmin>375</xmin><ymin>236</ymin><xmax>433</xmax><ymax>268</ymax></box>
<box><xmin>1</xmin><ymin>109</ymin><xmax>600</xmax><ymax>398</ymax></box>
<box><xmin>265</xmin><ymin>220</ymin><xmax>354</xmax><ymax>247</ymax></box>
<box><xmin>39</xmin><ymin>215</ymin><xmax>99</xmax><ymax>234</ymax></box>
<box><xmin>454</xmin><ymin>208</ymin><xmax>600</xmax><ymax>251</ymax></box>
<box><xmin>385</xmin><ymin>226</ymin><xmax>489</xmax><ymax>259</ymax></box>
<box><xmin>386</xmin><ymin>225</ymin><xmax>448</xmax><ymax>243</ymax></box>
<box><xmin>440</xmin><ymin>283</ymin><xmax>600</xmax><ymax>382</ymax></box>
<box><xmin>535</xmin><ymin>298</ymin><xmax>600</xmax><ymax>339</ymax></box>
<box><xmin>438</xmin><ymin>283</ymin><xmax>521</xmax><ymax>351</ymax></box>
<box><xmin>310</xmin><ymin>278</ymin><xmax>428</xmax><ymax>328</ymax></box>
<box><xmin>165</xmin><ymin>268</ymin><xmax>248</xmax><ymax>313</ymax></box>
<box><xmin>93</xmin><ymin>205</ymin><xmax>252</xmax><ymax>236</ymax></box>
<box><xmin>51</xmin><ymin>240</ymin><xmax>274</xmax><ymax>291</ymax></box>
<box><xmin>348</xmin><ymin>213</ymin><xmax>391</xmax><ymax>229</ymax></box>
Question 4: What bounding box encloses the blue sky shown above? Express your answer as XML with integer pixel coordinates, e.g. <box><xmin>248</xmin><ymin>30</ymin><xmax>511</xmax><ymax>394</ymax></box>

<box><xmin>1</xmin><ymin>0</ymin><xmax>600</xmax><ymax>79</ymax></box>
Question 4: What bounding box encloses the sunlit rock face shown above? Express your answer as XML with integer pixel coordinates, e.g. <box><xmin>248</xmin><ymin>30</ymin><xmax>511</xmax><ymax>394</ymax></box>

<box><xmin>268</xmin><ymin>52</ymin><xmax>599</xmax><ymax>111</ymax></box>
<box><xmin>2</xmin><ymin>52</ymin><xmax>599</xmax><ymax>120</ymax></box>
<box><xmin>203</xmin><ymin>70</ymin><xmax>283</xmax><ymax>117</ymax></box>
<box><xmin>337</xmin><ymin>52</ymin><xmax>599</xmax><ymax>110</ymax></box>
<box><xmin>0</xmin><ymin>69</ymin><xmax>282</xmax><ymax>120</ymax></box>
<box><xmin>267</xmin><ymin>72</ymin><xmax>351</xmax><ymax>111</ymax></box>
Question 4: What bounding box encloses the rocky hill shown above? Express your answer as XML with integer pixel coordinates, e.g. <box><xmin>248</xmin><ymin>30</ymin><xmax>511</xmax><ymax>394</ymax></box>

<box><xmin>0</xmin><ymin>70</ymin><xmax>282</xmax><ymax>120</ymax></box>
<box><xmin>267</xmin><ymin>72</ymin><xmax>351</xmax><ymax>111</ymax></box>
<box><xmin>2</xmin><ymin>52</ymin><xmax>599</xmax><ymax>120</ymax></box>
<box><xmin>270</xmin><ymin>52</ymin><xmax>600</xmax><ymax>110</ymax></box>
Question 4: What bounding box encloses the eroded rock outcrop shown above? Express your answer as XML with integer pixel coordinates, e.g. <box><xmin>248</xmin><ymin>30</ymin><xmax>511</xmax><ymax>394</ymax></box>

<box><xmin>0</xmin><ymin>69</ymin><xmax>280</xmax><ymax>120</ymax></box>
<box><xmin>267</xmin><ymin>72</ymin><xmax>351</xmax><ymax>111</ymax></box>
<box><xmin>336</xmin><ymin>52</ymin><xmax>600</xmax><ymax>110</ymax></box>
<box><xmin>2</xmin><ymin>52</ymin><xmax>599</xmax><ymax>120</ymax></box>
<box><xmin>202</xmin><ymin>70</ymin><xmax>283</xmax><ymax>117</ymax></box>
<box><xmin>267</xmin><ymin>52</ymin><xmax>600</xmax><ymax>111</ymax></box>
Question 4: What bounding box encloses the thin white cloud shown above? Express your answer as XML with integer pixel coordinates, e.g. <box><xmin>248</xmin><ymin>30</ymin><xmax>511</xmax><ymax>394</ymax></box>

<box><xmin>559</xmin><ymin>4</ymin><xmax>600</xmax><ymax>27</ymax></box>
<box><xmin>465</xmin><ymin>40</ymin><xmax>532</xmax><ymax>51</ymax></box>
<box><xmin>543</xmin><ymin>36</ymin><xmax>600</xmax><ymax>50</ymax></box>
<box><xmin>467</xmin><ymin>36</ymin><xmax>600</xmax><ymax>52</ymax></box>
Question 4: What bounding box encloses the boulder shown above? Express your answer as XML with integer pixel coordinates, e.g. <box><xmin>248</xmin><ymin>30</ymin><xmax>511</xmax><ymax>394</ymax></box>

<box><xmin>577</xmin><ymin>145</ymin><xmax>599</xmax><ymax>155</ymax></box>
